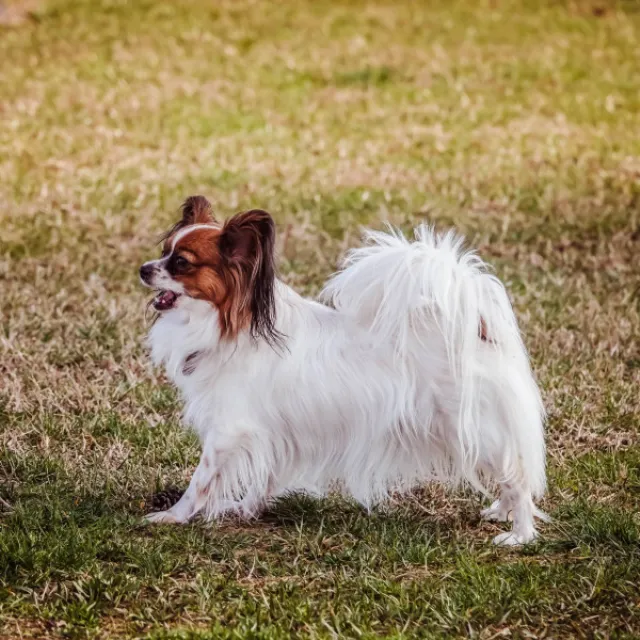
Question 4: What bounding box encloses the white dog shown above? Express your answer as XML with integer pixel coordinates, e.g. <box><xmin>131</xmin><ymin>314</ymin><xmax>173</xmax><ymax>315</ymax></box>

<box><xmin>139</xmin><ymin>196</ymin><xmax>547</xmax><ymax>545</ymax></box>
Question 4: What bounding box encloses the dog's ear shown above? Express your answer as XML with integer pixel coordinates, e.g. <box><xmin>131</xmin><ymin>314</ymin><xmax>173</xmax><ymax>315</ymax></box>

<box><xmin>161</xmin><ymin>196</ymin><xmax>214</xmax><ymax>243</ymax></box>
<box><xmin>219</xmin><ymin>209</ymin><xmax>282</xmax><ymax>348</ymax></box>
<box><xmin>180</xmin><ymin>195</ymin><xmax>214</xmax><ymax>226</ymax></box>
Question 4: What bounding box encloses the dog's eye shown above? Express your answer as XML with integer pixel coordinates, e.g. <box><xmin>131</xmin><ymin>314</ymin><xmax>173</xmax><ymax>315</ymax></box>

<box><xmin>174</xmin><ymin>255</ymin><xmax>189</xmax><ymax>269</ymax></box>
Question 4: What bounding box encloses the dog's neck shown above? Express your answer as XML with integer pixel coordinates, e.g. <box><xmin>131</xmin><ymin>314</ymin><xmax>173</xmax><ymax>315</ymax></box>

<box><xmin>148</xmin><ymin>281</ymin><xmax>306</xmax><ymax>382</ymax></box>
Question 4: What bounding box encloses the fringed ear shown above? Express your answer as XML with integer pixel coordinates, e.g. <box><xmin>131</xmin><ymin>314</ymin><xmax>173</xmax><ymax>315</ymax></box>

<box><xmin>181</xmin><ymin>195</ymin><xmax>214</xmax><ymax>225</ymax></box>
<box><xmin>161</xmin><ymin>195</ymin><xmax>214</xmax><ymax>242</ymax></box>
<box><xmin>219</xmin><ymin>209</ymin><xmax>282</xmax><ymax>348</ymax></box>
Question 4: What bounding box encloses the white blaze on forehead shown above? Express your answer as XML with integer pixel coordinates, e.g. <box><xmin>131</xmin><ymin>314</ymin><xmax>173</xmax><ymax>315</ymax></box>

<box><xmin>170</xmin><ymin>224</ymin><xmax>220</xmax><ymax>252</ymax></box>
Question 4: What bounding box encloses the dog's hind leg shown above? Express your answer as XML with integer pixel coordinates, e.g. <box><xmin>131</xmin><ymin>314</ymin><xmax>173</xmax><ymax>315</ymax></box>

<box><xmin>477</xmin><ymin>370</ymin><xmax>547</xmax><ymax>545</ymax></box>
<box><xmin>480</xmin><ymin>493</ymin><xmax>513</xmax><ymax>523</ymax></box>
<box><xmin>491</xmin><ymin>483</ymin><xmax>536</xmax><ymax>546</ymax></box>
<box><xmin>482</xmin><ymin>478</ymin><xmax>548</xmax><ymax>546</ymax></box>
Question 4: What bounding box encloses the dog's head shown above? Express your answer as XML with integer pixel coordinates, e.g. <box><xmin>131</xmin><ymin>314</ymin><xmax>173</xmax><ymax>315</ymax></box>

<box><xmin>140</xmin><ymin>196</ymin><xmax>281</xmax><ymax>346</ymax></box>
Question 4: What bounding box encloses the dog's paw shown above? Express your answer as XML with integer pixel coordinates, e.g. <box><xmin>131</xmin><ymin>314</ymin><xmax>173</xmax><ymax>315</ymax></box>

<box><xmin>144</xmin><ymin>510</ymin><xmax>185</xmax><ymax>524</ymax></box>
<box><xmin>481</xmin><ymin>500</ymin><xmax>512</xmax><ymax>522</ymax></box>
<box><xmin>492</xmin><ymin>530</ymin><xmax>538</xmax><ymax>546</ymax></box>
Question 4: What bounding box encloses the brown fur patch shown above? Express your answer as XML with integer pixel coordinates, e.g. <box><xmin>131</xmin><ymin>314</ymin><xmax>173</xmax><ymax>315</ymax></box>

<box><xmin>158</xmin><ymin>203</ymin><xmax>282</xmax><ymax>347</ymax></box>
<box><xmin>480</xmin><ymin>316</ymin><xmax>489</xmax><ymax>342</ymax></box>
<box><xmin>218</xmin><ymin>209</ymin><xmax>282</xmax><ymax>347</ymax></box>
<box><xmin>169</xmin><ymin>226</ymin><xmax>247</xmax><ymax>338</ymax></box>
<box><xmin>160</xmin><ymin>195</ymin><xmax>215</xmax><ymax>245</ymax></box>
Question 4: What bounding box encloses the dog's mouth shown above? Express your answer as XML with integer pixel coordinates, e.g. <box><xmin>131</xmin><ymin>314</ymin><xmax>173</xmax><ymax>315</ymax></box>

<box><xmin>153</xmin><ymin>290</ymin><xmax>180</xmax><ymax>311</ymax></box>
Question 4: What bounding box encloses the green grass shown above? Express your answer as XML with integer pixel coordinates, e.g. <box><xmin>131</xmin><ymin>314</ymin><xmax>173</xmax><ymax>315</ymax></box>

<box><xmin>1</xmin><ymin>0</ymin><xmax>639</xmax><ymax>637</ymax></box>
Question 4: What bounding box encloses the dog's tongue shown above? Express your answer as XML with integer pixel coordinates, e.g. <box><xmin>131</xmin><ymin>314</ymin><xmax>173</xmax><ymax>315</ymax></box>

<box><xmin>153</xmin><ymin>290</ymin><xmax>178</xmax><ymax>311</ymax></box>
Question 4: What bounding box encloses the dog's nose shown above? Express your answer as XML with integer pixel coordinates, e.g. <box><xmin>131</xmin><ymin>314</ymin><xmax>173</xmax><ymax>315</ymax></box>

<box><xmin>139</xmin><ymin>263</ymin><xmax>154</xmax><ymax>283</ymax></box>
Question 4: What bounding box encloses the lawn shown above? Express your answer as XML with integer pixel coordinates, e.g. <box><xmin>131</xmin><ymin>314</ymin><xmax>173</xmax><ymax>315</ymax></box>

<box><xmin>1</xmin><ymin>0</ymin><xmax>639</xmax><ymax>637</ymax></box>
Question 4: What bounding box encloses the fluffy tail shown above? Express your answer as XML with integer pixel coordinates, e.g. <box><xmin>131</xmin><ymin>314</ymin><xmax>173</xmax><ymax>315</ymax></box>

<box><xmin>322</xmin><ymin>225</ymin><xmax>546</xmax><ymax>498</ymax></box>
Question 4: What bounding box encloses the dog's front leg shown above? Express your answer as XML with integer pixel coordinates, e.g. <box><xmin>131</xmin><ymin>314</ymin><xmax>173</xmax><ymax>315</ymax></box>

<box><xmin>145</xmin><ymin>444</ymin><xmax>217</xmax><ymax>524</ymax></box>
<box><xmin>144</xmin><ymin>428</ymin><xmax>271</xmax><ymax>524</ymax></box>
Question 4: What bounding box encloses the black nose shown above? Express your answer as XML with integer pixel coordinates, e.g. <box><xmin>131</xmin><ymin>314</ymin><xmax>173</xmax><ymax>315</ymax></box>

<box><xmin>139</xmin><ymin>263</ymin><xmax>154</xmax><ymax>283</ymax></box>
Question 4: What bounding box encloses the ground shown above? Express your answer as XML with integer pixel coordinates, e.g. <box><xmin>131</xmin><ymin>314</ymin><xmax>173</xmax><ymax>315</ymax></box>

<box><xmin>0</xmin><ymin>0</ymin><xmax>639</xmax><ymax>637</ymax></box>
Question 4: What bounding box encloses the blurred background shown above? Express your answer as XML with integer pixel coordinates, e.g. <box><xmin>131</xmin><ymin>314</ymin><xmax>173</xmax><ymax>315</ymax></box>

<box><xmin>0</xmin><ymin>0</ymin><xmax>638</xmax><ymax>637</ymax></box>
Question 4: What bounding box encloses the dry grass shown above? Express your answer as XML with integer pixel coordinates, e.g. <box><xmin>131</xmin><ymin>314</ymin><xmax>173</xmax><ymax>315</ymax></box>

<box><xmin>1</xmin><ymin>0</ymin><xmax>639</xmax><ymax>638</ymax></box>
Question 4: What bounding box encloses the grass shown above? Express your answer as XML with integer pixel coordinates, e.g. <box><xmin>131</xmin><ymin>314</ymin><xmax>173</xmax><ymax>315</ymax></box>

<box><xmin>1</xmin><ymin>0</ymin><xmax>639</xmax><ymax>637</ymax></box>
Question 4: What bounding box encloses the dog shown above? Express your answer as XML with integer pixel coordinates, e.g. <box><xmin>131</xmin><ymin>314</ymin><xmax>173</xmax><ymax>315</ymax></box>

<box><xmin>139</xmin><ymin>195</ymin><xmax>547</xmax><ymax>545</ymax></box>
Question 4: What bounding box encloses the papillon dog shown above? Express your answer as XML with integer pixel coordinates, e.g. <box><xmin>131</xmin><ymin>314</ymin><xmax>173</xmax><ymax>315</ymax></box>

<box><xmin>139</xmin><ymin>195</ymin><xmax>547</xmax><ymax>545</ymax></box>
